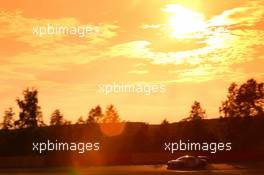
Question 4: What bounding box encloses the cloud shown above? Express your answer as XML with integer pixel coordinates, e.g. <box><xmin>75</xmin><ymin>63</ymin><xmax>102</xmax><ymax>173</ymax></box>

<box><xmin>128</xmin><ymin>70</ymin><xmax>149</xmax><ymax>74</ymax></box>
<box><xmin>208</xmin><ymin>4</ymin><xmax>264</xmax><ymax>27</ymax></box>
<box><xmin>0</xmin><ymin>9</ymin><xmax>121</xmax><ymax>74</ymax></box>
<box><xmin>140</xmin><ymin>24</ymin><xmax>161</xmax><ymax>29</ymax></box>
<box><xmin>0</xmin><ymin>10</ymin><xmax>118</xmax><ymax>47</ymax></box>
<box><xmin>106</xmin><ymin>40</ymin><xmax>152</xmax><ymax>59</ymax></box>
<box><xmin>2</xmin><ymin>2</ymin><xmax>262</xmax><ymax>85</ymax></box>
<box><xmin>103</xmin><ymin>1</ymin><xmax>264</xmax><ymax>83</ymax></box>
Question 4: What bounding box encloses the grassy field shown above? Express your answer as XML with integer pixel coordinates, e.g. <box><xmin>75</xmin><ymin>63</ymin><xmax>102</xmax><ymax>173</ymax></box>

<box><xmin>1</xmin><ymin>163</ymin><xmax>264</xmax><ymax>175</ymax></box>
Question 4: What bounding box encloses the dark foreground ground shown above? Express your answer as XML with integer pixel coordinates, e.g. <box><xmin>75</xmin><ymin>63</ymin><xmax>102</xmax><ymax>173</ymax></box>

<box><xmin>0</xmin><ymin>163</ymin><xmax>264</xmax><ymax>175</ymax></box>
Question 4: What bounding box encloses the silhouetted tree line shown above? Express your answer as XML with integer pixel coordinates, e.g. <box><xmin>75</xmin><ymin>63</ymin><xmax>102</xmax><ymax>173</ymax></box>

<box><xmin>1</xmin><ymin>78</ymin><xmax>263</xmax><ymax>130</ymax></box>
<box><xmin>220</xmin><ymin>78</ymin><xmax>264</xmax><ymax>118</ymax></box>
<box><xmin>0</xmin><ymin>78</ymin><xmax>263</xmax><ymax>162</ymax></box>
<box><xmin>153</xmin><ymin>78</ymin><xmax>264</xmax><ymax>152</ymax></box>
<box><xmin>1</xmin><ymin>88</ymin><xmax>120</xmax><ymax>130</ymax></box>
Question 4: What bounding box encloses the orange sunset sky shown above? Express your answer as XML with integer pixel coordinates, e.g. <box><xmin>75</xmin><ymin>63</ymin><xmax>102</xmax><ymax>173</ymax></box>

<box><xmin>0</xmin><ymin>0</ymin><xmax>263</xmax><ymax>124</ymax></box>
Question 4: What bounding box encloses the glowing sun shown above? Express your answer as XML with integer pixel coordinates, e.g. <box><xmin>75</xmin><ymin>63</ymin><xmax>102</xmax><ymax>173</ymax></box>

<box><xmin>163</xmin><ymin>4</ymin><xmax>207</xmax><ymax>38</ymax></box>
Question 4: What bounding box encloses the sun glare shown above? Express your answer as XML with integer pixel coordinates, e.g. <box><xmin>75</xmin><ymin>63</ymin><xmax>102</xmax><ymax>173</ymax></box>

<box><xmin>163</xmin><ymin>4</ymin><xmax>207</xmax><ymax>38</ymax></box>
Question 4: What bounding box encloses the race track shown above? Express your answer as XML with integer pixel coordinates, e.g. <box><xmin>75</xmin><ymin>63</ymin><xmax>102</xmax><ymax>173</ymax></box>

<box><xmin>0</xmin><ymin>163</ymin><xmax>264</xmax><ymax>175</ymax></box>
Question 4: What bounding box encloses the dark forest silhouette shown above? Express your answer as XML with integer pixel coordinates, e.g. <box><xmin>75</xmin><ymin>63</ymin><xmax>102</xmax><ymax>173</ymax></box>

<box><xmin>0</xmin><ymin>78</ymin><xmax>263</xmax><ymax>167</ymax></box>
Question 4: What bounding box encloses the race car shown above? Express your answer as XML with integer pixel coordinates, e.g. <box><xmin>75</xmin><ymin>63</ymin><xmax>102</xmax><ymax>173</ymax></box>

<box><xmin>167</xmin><ymin>155</ymin><xmax>208</xmax><ymax>170</ymax></box>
